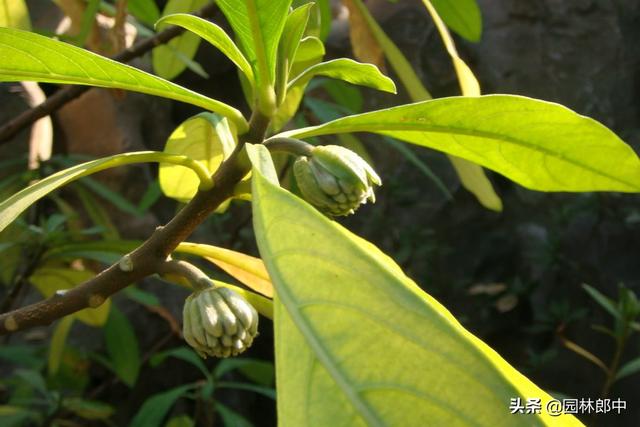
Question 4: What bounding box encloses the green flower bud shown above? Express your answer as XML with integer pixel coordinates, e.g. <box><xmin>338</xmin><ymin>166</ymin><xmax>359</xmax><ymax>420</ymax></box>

<box><xmin>293</xmin><ymin>145</ymin><xmax>381</xmax><ymax>216</ymax></box>
<box><xmin>182</xmin><ymin>286</ymin><xmax>259</xmax><ymax>358</ymax></box>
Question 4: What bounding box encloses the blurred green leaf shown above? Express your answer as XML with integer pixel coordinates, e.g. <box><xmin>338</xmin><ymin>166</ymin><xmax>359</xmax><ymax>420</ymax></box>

<box><xmin>31</xmin><ymin>268</ymin><xmax>111</xmax><ymax>326</ymax></box>
<box><xmin>152</xmin><ymin>0</ymin><xmax>208</xmax><ymax>80</ymax></box>
<box><xmin>430</xmin><ymin>0</ymin><xmax>482</xmax><ymax>42</ymax></box>
<box><xmin>130</xmin><ymin>384</ymin><xmax>197</xmax><ymax>427</ymax></box>
<box><xmin>124</xmin><ymin>286</ymin><xmax>161</xmax><ymax>307</ymax></box>
<box><xmin>615</xmin><ymin>357</ymin><xmax>640</xmax><ymax>381</ymax></box>
<box><xmin>62</xmin><ymin>398</ymin><xmax>114</xmax><ymax>420</ymax></box>
<box><xmin>165</xmin><ymin>415</ymin><xmax>195</xmax><ymax>427</ymax></box>
<box><xmin>583</xmin><ymin>284</ymin><xmax>619</xmax><ymax>319</ymax></box>
<box><xmin>105</xmin><ymin>306</ymin><xmax>140</xmax><ymax>387</ymax></box>
<box><xmin>214</xmin><ymin>358</ymin><xmax>274</xmax><ymax>386</ymax></box>
<box><xmin>217</xmin><ymin>381</ymin><xmax>276</xmax><ymax>399</ymax></box>
<box><xmin>251</xmin><ymin>168</ymin><xmax>581</xmax><ymax>426</ymax></box>
<box><xmin>214</xmin><ymin>403</ymin><xmax>253</xmax><ymax>427</ymax></box>
<box><xmin>0</xmin><ymin>345</ymin><xmax>44</xmax><ymax>370</ymax></box>
<box><xmin>48</xmin><ymin>315</ymin><xmax>74</xmax><ymax>375</ymax></box>
<box><xmin>0</xmin><ymin>28</ymin><xmax>248</xmax><ymax>131</ymax></box>
<box><xmin>151</xmin><ymin>347</ymin><xmax>211</xmax><ymax>381</ymax></box>
<box><xmin>128</xmin><ymin>0</ymin><xmax>161</xmax><ymax>27</ymax></box>
<box><xmin>281</xmin><ymin>95</ymin><xmax>640</xmax><ymax>193</ymax></box>
<box><xmin>0</xmin><ymin>0</ymin><xmax>31</xmax><ymax>30</ymax></box>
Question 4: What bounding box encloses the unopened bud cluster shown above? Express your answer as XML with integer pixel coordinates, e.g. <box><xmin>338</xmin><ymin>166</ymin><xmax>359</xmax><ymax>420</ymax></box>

<box><xmin>294</xmin><ymin>145</ymin><xmax>381</xmax><ymax>216</ymax></box>
<box><xmin>183</xmin><ymin>286</ymin><xmax>259</xmax><ymax>358</ymax></box>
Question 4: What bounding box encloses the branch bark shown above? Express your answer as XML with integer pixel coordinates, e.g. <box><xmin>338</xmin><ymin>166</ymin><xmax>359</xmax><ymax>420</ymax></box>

<box><xmin>0</xmin><ymin>111</ymin><xmax>270</xmax><ymax>335</ymax></box>
<box><xmin>0</xmin><ymin>2</ymin><xmax>219</xmax><ymax>144</ymax></box>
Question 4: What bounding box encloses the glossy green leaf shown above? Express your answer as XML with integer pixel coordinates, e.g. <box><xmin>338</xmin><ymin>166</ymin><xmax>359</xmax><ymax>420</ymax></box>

<box><xmin>276</xmin><ymin>3</ymin><xmax>312</xmax><ymax>104</ymax></box>
<box><xmin>0</xmin><ymin>0</ymin><xmax>30</xmax><ymax>30</ymax></box>
<box><xmin>105</xmin><ymin>306</ymin><xmax>140</xmax><ymax>387</ymax></box>
<box><xmin>293</xmin><ymin>36</ymin><xmax>325</xmax><ymax>63</ymax></box>
<box><xmin>251</xmin><ymin>170</ymin><xmax>582</xmax><ymax>426</ymax></box>
<box><xmin>159</xmin><ymin>113</ymin><xmax>236</xmax><ymax>202</ymax></box>
<box><xmin>30</xmin><ymin>268</ymin><xmax>111</xmax><ymax>326</ymax></box>
<box><xmin>176</xmin><ymin>242</ymin><xmax>273</xmax><ymax>298</ymax></box>
<box><xmin>156</xmin><ymin>13</ymin><xmax>254</xmax><ymax>85</ymax></box>
<box><xmin>130</xmin><ymin>384</ymin><xmax>196</xmax><ymax>427</ymax></box>
<box><xmin>0</xmin><ymin>27</ymin><xmax>247</xmax><ymax>131</ymax></box>
<box><xmin>430</xmin><ymin>0</ymin><xmax>482</xmax><ymax>42</ymax></box>
<box><xmin>48</xmin><ymin>315</ymin><xmax>74</xmax><ymax>375</ymax></box>
<box><xmin>0</xmin><ymin>151</ymin><xmax>214</xmax><ymax>234</ymax></box>
<box><xmin>280</xmin><ymin>95</ymin><xmax>640</xmax><ymax>192</ymax></box>
<box><xmin>128</xmin><ymin>0</ymin><xmax>161</xmax><ymax>27</ymax></box>
<box><xmin>216</xmin><ymin>0</ymin><xmax>292</xmax><ymax>90</ymax></box>
<box><xmin>152</xmin><ymin>0</ymin><xmax>208</xmax><ymax>80</ymax></box>
<box><xmin>288</xmin><ymin>59</ymin><xmax>396</xmax><ymax>94</ymax></box>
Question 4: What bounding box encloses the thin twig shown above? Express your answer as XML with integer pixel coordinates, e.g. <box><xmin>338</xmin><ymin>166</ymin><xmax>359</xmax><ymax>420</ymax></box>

<box><xmin>0</xmin><ymin>2</ymin><xmax>219</xmax><ymax>144</ymax></box>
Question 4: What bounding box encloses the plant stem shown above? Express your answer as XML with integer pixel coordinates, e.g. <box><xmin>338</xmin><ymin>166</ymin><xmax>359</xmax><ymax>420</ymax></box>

<box><xmin>0</xmin><ymin>111</ymin><xmax>271</xmax><ymax>335</ymax></box>
<box><xmin>601</xmin><ymin>332</ymin><xmax>628</xmax><ymax>398</ymax></box>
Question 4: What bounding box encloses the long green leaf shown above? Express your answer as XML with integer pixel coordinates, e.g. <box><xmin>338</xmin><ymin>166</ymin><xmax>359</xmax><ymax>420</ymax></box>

<box><xmin>105</xmin><ymin>306</ymin><xmax>140</xmax><ymax>387</ymax></box>
<box><xmin>616</xmin><ymin>357</ymin><xmax>640</xmax><ymax>381</ymax></box>
<box><xmin>156</xmin><ymin>13</ymin><xmax>254</xmax><ymax>85</ymax></box>
<box><xmin>152</xmin><ymin>0</ymin><xmax>208</xmax><ymax>80</ymax></box>
<box><xmin>128</xmin><ymin>0</ymin><xmax>161</xmax><ymax>27</ymax></box>
<box><xmin>0</xmin><ymin>151</ymin><xmax>212</xmax><ymax>234</ymax></box>
<box><xmin>0</xmin><ymin>27</ymin><xmax>248</xmax><ymax>131</ymax></box>
<box><xmin>251</xmin><ymin>169</ymin><xmax>582</xmax><ymax>426</ymax></box>
<box><xmin>288</xmin><ymin>58</ymin><xmax>396</xmax><ymax>94</ymax></box>
<box><xmin>216</xmin><ymin>0</ymin><xmax>292</xmax><ymax>90</ymax></box>
<box><xmin>276</xmin><ymin>3</ymin><xmax>312</xmax><ymax>104</ymax></box>
<box><xmin>48</xmin><ymin>315</ymin><xmax>74</xmax><ymax>375</ymax></box>
<box><xmin>347</xmin><ymin>0</ymin><xmax>500</xmax><ymax>210</ymax></box>
<box><xmin>279</xmin><ymin>95</ymin><xmax>640</xmax><ymax>192</ymax></box>
<box><xmin>430</xmin><ymin>0</ymin><xmax>482</xmax><ymax>42</ymax></box>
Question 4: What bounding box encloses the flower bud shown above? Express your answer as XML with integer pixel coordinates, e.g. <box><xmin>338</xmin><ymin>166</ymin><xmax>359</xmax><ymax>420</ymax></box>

<box><xmin>293</xmin><ymin>145</ymin><xmax>381</xmax><ymax>216</ymax></box>
<box><xmin>183</xmin><ymin>286</ymin><xmax>259</xmax><ymax>358</ymax></box>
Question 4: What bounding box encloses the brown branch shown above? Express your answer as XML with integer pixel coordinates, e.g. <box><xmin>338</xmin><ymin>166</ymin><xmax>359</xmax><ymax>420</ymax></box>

<box><xmin>0</xmin><ymin>111</ymin><xmax>270</xmax><ymax>335</ymax></box>
<box><xmin>0</xmin><ymin>2</ymin><xmax>219</xmax><ymax>144</ymax></box>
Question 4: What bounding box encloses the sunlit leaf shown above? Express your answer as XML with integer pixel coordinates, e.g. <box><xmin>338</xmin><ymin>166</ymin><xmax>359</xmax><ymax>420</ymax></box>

<box><xmin>276</xmin><ymin>3</ymin><xmax>312</xmax><ymax>104</ymax></box>
<box><xmin>177</xmin><ymin>242</ymin><xmax>273</xmax><ymax>298</ymax></box>
<box><xmin>216</xmin><ymin>0</ymin><xmax>292</xmax><ymax>90</ymax></box>
<box><xmin>159</xmin><ymin>113</ymin><xmax>236</xmax><ymax>202</ymax></box>
<box><xmin>152</xmin><ymin>0</ymin><xmax>208</xmax><ymax>80</ymax></box>
<box><xmin>0</xmin><ymin>151</ymin><xmax>211</xmax><ymax>234</ymax></box>
<box><xmin>30</xmin><ymin>268</ymin><xmax>110</xmax><ymax>326</ymax></box>
<box><xmin>0</xmin><ymin>0</ymin><xmax>31</xmax><ymax>30</ymax></box>
<box><xmin>0</xmin><ymin>27</ymin><xmax>248</xmax><ymax>131</ymax></box>
<box><xmin>156</xmin><ymin>13</ymin><xmax>254</xmax><ymax>85</ymax></box>
<box><xmin>251</xmin><ymin>169</ymin><xmax>582</xmax><ymax>426</ymax></box>
<box><xmin>104</xmin><ymin>306</ymin><xmax>140</xmax><ymax>387</ymax></box>
<box><xmin>280</xmin><ymin>95</ymin><xmax>640</xmax><ymax>193</ymax></box>
<box><xmin>289</xmin><ymin>59</ymin><xmax>396</xmax><ymax>94</ymax></box>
